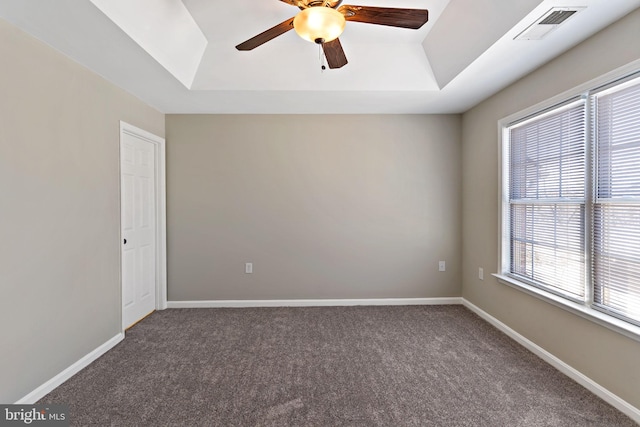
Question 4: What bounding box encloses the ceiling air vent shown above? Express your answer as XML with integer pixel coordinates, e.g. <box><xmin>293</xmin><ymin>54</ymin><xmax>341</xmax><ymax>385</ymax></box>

<box><xmin>515</xmin><ymin>7</ymin><xmax>585</xmax><ymax>40</ymax></box>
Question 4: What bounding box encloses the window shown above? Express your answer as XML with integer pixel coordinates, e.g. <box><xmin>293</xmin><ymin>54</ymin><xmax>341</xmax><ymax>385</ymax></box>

<box><xmin>592</xmin><ymin>78</ymin><xmax>640</xmax><ymax>324</ymax></box>
<box><xmin>500</xmin><ymin>71</ymin><xmax>640</xmax><ymax>332</ymax></box>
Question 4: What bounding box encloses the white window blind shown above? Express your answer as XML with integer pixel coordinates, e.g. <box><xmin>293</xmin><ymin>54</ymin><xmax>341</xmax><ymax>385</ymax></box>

<box><xmin>592</xmin><ymin>77</ymin><xmax>640</xmax><ymax>325</ymax></box>
<box><xmin>508</xmin><ymin>101</ymin><xmax>586</xmax><ymax>299</ymax></box>
<box><xmin>502</xmin><ymin>71</ymin><xmax>640</xmax><ymax>334</ymax></box>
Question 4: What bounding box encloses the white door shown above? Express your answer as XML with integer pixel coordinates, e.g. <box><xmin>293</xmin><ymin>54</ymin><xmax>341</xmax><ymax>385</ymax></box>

<box><xmin>121</xmin><ymin>132</ymin><xmax>156</xmax><ymax>329</ymax></box>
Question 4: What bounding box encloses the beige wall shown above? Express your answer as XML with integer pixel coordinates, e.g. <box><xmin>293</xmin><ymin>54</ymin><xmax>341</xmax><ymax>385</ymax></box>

<box><xmin>0</xmin><ymin>19</ymin><xmax>164</xmax><ymax>403</ymax></box>
<box><xmin>166</xmin><ymin>114</ymin><xmax>462</xmax><ymax>301</ymax></box>
<box><xmin>461</xmin><ymin>9</ymin><xmax>640</xmax><ymax>408</ymax></box>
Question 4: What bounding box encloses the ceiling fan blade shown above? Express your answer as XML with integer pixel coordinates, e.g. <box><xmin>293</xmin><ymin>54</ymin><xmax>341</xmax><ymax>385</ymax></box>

<box><xmin>322</xmin><ymin>38</ymin><xmax>348</xmax><ymax>69</ymax></box>
<box><xmin>236</xmin><ymin>17</ymin><xmax>295</xmax><ymax>51</ymax></box>
<box><xmin>339</xmin><ymin>6</ymin><xmax>428</xmax><ymax>29</ymax></box>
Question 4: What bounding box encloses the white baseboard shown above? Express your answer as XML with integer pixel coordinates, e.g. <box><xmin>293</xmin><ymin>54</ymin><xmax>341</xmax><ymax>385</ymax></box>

<box><xmin>15</xmin><ymin>333</ymin><xmax>124</xmax><ymax>404</ymax></box>
<box><xmin>167</xmin><ymin>297</ymin><xmax>463</xmax><ymax>308</ymax></box>
<box><xmin>461</xmin><ymin>299</ymin><xmax>640</xmax><ymax>424</ymax></box>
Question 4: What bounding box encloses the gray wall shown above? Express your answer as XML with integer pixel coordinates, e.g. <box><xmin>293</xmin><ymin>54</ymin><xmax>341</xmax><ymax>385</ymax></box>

<box><xmin>461</xmin><ymin>9</ymin><xmax>640</xmax><ymax>409</ymax></box>
<box><xmin>0</xmin><ymin>19</ymin><xmax>164</xmax><ymax>403</ymax></box>
<box><xmin>166</xmin><ymin>115</ymin><xmax>462</xmax><ymax>301</ymax></box>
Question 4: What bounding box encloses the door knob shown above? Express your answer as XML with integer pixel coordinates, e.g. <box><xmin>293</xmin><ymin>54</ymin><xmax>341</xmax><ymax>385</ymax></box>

<box><xmin>123</xmin><ymin>239</ymin><xmax>127</xmax><ymax>244</ymax></box>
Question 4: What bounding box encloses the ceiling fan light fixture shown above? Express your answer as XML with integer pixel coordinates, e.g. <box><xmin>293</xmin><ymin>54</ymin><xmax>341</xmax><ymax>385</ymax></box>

<box><xmin>293</xmin><ymin>6</ymin><xmax>346</xmax><ymax>44</ymax></box>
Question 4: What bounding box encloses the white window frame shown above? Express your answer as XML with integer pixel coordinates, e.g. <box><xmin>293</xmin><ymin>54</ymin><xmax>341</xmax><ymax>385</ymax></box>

<box><xmin>496</xmin><ymin>60</ymin><xmax>640</xmax><ymax>343</ymax></box>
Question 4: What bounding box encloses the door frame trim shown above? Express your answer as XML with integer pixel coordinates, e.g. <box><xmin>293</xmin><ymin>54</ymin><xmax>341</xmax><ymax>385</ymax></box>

<box><xmin>119</xmin><ymin>121</ymin><xmax>167</xmax><ymax>332</ymax></box>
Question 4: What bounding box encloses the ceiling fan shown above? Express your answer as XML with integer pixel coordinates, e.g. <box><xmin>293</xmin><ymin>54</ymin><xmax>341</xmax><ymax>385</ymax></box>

<box><xmin>235</xmin><ymin>0</ymin><xmax>429</xmax><ymax>69</ymax></box>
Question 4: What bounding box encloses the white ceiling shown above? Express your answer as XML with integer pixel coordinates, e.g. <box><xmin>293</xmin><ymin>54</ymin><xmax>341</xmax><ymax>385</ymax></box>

<box><xmin>1</xmin><ymin>0</ymin><xmax>638</xmax><ymax>114</ymax></box>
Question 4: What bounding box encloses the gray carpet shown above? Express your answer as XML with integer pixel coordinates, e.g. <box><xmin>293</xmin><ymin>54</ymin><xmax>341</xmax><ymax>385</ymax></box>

<box><xmin>40</xmin><ymin>305</ymin><xmax>636</xmax><ymax>426</ymax></box>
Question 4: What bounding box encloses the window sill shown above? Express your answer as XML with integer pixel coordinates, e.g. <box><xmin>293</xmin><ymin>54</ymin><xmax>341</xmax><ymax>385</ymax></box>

<box><xmin>493</xmin><ymin>273</ymin><xmax>640</xmax><ymax>343</ymax></box>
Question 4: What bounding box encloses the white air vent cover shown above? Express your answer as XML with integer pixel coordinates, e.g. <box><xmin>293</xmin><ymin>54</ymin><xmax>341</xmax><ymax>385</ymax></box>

<box><xmin>515</xmin><ymin>7</ymin><xmax>585</xmax><ymax>40</ymax></box>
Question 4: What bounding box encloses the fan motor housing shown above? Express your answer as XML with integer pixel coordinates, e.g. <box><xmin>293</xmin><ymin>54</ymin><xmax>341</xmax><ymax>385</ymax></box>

<box><xmin>300</xmin><ymin>0</ymin><xmax>343</xmax><ymax>9</ymax></box>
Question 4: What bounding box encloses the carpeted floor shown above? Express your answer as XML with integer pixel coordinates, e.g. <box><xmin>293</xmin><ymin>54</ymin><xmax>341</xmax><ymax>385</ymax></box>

<box><xmin>40</xmin><ymin>305</ymin><xmax>636</xmax><ymax>426</ymax></box>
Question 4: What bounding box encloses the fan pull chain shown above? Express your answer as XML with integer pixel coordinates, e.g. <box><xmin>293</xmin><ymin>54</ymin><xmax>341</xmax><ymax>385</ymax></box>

<box><xmin>319</xmin><ymin>44</ymin><xmax>326</xmax><ymax>72</ymax></box>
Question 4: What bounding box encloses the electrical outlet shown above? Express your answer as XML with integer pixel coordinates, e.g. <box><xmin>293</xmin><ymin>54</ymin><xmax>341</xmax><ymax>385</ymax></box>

<box><xmin>479</xmin><ymin>267</ymin><xmax>484</xmax><ymax>280</ymax></box>
<box><xmin>439</xmin><ymin>261</ymin><xmax>446</xmax><ymax>272</ymax></box>
<box><xmin>245</xmin><ymin>263</ymin><xmax>253</xmax><ymax>274</ymax></box>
